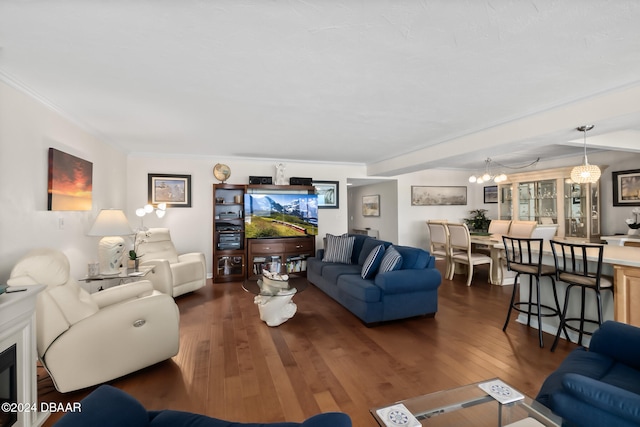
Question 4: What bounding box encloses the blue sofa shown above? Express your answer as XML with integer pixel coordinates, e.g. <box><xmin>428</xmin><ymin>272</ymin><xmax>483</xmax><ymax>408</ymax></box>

<box><xmin>536</xmin><ymin>321</ymin><xmax>640</xmax><ymax>427</ymax></box>
<box><xmin>54</xmin><ymin>384</ymin><xmax>352</xmax><ymax>427</ymax></box>
<box><xmin>307</xmin><ymin>234</ymin><xmax>442</xmax><ymax>325</ymax></box>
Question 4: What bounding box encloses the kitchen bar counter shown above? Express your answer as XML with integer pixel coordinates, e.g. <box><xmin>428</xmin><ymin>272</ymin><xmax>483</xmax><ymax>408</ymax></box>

<box><xmin>470</xmin><ymin>236</ymin><xmax>640</xmax><ymax>342</ymax></box>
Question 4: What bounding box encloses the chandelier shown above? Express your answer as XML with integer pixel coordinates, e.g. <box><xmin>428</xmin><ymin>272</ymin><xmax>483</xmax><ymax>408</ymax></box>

<box><xmin>570</xmin><ymin>125</ymin><xmax>601</xmax><ymax>184</ymax></box>
<box><xmin>468</xmin><ymin>158</ymin><xmax>507</xmax><ymax>184</ymax></box>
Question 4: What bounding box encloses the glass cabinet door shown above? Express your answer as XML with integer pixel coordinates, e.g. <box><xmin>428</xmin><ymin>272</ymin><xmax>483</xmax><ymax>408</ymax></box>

<box><xmin>518</xmin><ymin>182</ymin><xmax>536</xmax><ymax>221</ymax></box>
<box><xmin>537</xmin><ymin>179</ymin><xmax>557</xmax><ymax>224</ymax></box>
<box><xmin>499</xmin><ymin>185</ymin><xmax>513</xmax><ymax>220</ymax></box>
<box><xmin>518</xmin><ymin>180</ymin><xmax>556</xmax><ymax>223</ymax></box>
<box><xmin>564</xmin><ymin>182</ymin><xmax>600</xmax><ymax>239</ymax></box>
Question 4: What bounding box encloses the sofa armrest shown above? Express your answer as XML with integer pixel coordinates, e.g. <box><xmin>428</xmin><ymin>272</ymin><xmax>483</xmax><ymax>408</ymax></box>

<box><xmin>178</xmin><ymin>252</ymin><xmax>205</xmax><ymax>264</ymax></box>
<box><xmin>561</xmin><ymin>373</ymin><xmax>640</xmax><ymax>424</ymax></box>
<box><xmin>374</xmin><ymin>268</ymin><xmax>442</xmax><ymax>294</ymax></box>
<box><xmin>589</xmin><ymin>321</ymin><xmax>640</xmax><ymax>370</ymax></box>
<box><xmin>140</xmin><ymin>259</ymin><xmax>173</xmax><ymax>295</ymax></box>
<box><xmin>90</xmin><ymin>280</ymin><xmax>154</xmax><ymax>308</ymax></box>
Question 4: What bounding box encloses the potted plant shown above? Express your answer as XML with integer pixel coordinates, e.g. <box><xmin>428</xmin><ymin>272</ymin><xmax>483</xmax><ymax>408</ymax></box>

<box><xmin>129</xmin><ymin>250</ymin><xmax>141</xmax><ymax>271</ymax></box>
<box><xmin>464</xmin><ymin>209</ymin><xmax>491</xmax><ymax>233</ymax></box>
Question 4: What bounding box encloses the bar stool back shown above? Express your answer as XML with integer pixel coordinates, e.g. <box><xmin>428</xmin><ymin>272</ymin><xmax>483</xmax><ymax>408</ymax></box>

<box><xmin>549</xmin><ymin>240</ymin><xmax>613</xmax><ymax>351</ymax></box>
<box><xmin>502</xmin><ymin>236</ymin><xmax>564</xmax><ymax>348</ymax></box>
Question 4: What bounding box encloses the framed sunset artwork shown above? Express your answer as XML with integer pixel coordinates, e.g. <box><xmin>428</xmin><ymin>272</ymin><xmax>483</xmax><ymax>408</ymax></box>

<box><xmin>47</xmin><ymin>148</ymin><xmax>93</xmax><ymax>211</ymax></box>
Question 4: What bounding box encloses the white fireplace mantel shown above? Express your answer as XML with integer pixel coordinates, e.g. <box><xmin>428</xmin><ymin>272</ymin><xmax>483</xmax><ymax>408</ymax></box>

<box><xmin>0</xmin><ymin>285</ymin><xmax>49</xmax><ymax>427</ymax></box>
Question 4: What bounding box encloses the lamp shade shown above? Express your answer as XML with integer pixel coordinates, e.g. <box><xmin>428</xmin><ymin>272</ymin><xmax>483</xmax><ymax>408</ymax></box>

<box><xmin>88</xmin><ymin>209</ymin><xmax>133</xmax><ymax>236</ymax></box>
<box><xmin>571</xmin><ymin>164</ymin><xmax>601</xmax><ymax>184</ymax></box>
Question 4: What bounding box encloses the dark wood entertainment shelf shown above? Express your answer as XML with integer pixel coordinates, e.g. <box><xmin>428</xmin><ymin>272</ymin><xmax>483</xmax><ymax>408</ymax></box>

<box><xmin>212</xmin><ymin>183</ymin><xmax>316</xmax><ymax>283</ymax></box>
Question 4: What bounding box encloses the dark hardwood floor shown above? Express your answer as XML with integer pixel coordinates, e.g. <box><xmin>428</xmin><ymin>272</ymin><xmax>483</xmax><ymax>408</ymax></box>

<box><xmin>39</xmin><ymin>262</ymin><xmax>577</xmax><ymax>426</ymax></box>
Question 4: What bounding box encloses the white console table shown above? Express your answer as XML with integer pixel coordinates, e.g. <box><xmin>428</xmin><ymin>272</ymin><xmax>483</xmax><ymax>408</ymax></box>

<box><xmin>601</xmin><ymin>235</ymin><xmax>640</xmax><ymax>246</ymax></box>
<box><xmin>0</xmin><ymin>285</ymin><xmax>49</xmax><ymax>427</ymax></box>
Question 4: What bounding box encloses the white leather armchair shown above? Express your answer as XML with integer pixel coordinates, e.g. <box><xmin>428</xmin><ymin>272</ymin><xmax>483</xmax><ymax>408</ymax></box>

<box><xmin>7</xmin><ymin>248</ymin><xmax>180</xmax><ymax>393</ymax></box>
<box><xmin>134</xmin><ymin>228</ymin><xmax>206</xmax><ymax>297</ymax></box>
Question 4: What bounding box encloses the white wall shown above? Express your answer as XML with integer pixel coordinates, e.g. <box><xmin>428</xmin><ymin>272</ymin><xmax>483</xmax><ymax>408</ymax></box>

<box><xmin>0</xmin><ymin>81</ymin><xmax>128</xmax><ymax>282</ymax></box>
<box><xmin>126</xmin><ymin>155</ymin><xmax>367</xmax><ymax>277</ymax></box>
<box><xmin>3</xmin><ymin>79</ymin><xmax>639</xmax><ymax>283</ymax></box>
<box><xmin>347</xmin><ymin>180</ymin><xmax>399</xmax><ymax>243</ymax></box>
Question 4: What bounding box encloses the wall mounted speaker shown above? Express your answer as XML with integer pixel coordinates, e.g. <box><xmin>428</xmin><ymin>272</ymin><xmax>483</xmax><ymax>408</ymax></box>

<box><xmin>249</xmin><ymin>176</ymin><xmax>273</xmax><ymax>185</ymax></box>
<box><xmin>289</xmin><ymin>177</ymin><xmax>313</xmax><ymax>186</ymax></box>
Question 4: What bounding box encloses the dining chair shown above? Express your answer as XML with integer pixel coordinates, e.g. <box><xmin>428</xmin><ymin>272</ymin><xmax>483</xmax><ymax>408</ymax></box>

<box><xmin>502</xmin><ymin>236</ymin><xmax>565</xmax><ymax>348</ymax></box>
<box><xmin>447</xmin><ymin>223</ymin><xmax>493</xmax><ymax>286</ymax></box>
<box><xmin>550</xmin><ymin>240</ymin><xmax>613</xmax><ymax>351</ymax></box>
<box><xmin>508</xmin><ymin>220</ymin><xmax>538</xmax><ymax>238</ymax></box>
<box><xmin>488</xmin><ymin>219</ymin><xmax>511</xmax><ymax>237</ymax></box>
<box><xmin>426</xmin><ymin>220</ymin><xmax>452</xmax><ymax>279</ymax></box>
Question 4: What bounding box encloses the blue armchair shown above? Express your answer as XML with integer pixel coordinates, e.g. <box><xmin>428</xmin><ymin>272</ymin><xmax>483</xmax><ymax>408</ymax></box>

<box><xmin>536</xmin><ymin>321</ymin><xmax>640</xmax><ymax>427</ymax></box>
<box><xmin>54</xmin><ymin>385</ymin><xmax>352</xmax><ymax>427</ymax></box>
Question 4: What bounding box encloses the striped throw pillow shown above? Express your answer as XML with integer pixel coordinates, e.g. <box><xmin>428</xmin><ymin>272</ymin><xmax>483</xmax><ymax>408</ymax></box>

<box><xmin>322</xmin><ymin>234</ymin><xmax>355</xmax><ymax>264</ymax></box>
<box><xmin>361</xmin><ymin>245</ymin><xmax>385</xmax><ymax>279</ymax></box>
<box><xmin>379</xmin><ymin>245</ymin><xmax>403</xmax><ymax>273</ymax></box>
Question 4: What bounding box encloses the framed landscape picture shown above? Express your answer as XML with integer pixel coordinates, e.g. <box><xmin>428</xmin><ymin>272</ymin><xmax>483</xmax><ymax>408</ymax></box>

<box><xmin>362</xmin><ymin>195</ymin><xmax>380</xmax><ymax>217</ymax></box>
<box><xmin>313</xmin><ymin>180</ymin><xmax>339</xmax><ymax>209</ymax></box>
<box><xmin>613</xmin><ymin>169</ymin><xmax>640</xmax><ymax>206</ymax></box>
<box><xmin>484</xmin><ymin>185</ymin><xmax>498</xmax><ymax>204</ymax></box>
<box><xmin>148</xmin><ymin>173</ymin><xmax>192</xmax><ymax>207</ymax></box>
<box><xmin>411</xmin><ymin>186</ymin><xmax>467</xmax><ymax>206</ymax></box>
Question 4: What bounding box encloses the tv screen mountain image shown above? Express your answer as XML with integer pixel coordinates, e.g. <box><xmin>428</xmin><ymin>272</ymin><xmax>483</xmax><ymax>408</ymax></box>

<box><xmin>244</xmin><ymin>193</ymin><xmax>318</xmax><ymax>238</ymax></box>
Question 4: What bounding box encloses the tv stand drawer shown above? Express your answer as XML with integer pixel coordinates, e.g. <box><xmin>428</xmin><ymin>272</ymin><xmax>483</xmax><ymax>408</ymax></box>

<box><xmin>284</xmin><ymin>239</ymin><xmax>314</xmax><ymax>252</ymax></box>
<box><xmin>250</xmin><ymin>242</ymin><xmax>285</xmax><ymax>253</ymax></box>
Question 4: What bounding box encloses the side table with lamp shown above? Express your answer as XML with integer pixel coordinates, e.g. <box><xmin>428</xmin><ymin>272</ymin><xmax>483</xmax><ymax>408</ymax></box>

<box><xmin>87</xmin><ymin>209</ymin><xmax>134</xmax><ymax>275</ymax></box>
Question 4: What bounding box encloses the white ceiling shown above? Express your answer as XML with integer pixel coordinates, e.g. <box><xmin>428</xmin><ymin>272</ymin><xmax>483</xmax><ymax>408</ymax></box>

<box><xmin>1</xmin><ymin>0</ymin><xmax>640</xmax><ymax>176</ymax></box>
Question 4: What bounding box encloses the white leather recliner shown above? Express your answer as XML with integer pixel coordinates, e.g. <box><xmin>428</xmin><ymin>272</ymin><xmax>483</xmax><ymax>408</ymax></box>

<box><xmin>7</xmin><ymin>248</ymin><xmax>180</xmax><ymax>393</ymax></box>
<box><xmin>134</xmin><ymin>228</ymin><xmax>206</xmax><ymax>297</ymax></box>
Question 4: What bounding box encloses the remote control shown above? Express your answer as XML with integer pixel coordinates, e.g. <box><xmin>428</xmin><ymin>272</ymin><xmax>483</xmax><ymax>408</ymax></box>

<box><xmin>478</xmin><ymin>379</ymin><xmax>524</xmax><ymax>404</ymax></box>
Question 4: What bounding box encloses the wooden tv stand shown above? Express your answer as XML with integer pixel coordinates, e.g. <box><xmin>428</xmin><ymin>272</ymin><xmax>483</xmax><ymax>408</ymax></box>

<box><xmin>247</xmin><ymin>236</ymin><xmax>315</xmax><ymax>279</ymax></box>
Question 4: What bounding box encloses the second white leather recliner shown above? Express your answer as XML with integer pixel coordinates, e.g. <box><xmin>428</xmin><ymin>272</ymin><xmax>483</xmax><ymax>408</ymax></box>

<box><xmin>134</xmin><ymin>228</ymin><xmax>206</xmax><ymax>297</ymax></box>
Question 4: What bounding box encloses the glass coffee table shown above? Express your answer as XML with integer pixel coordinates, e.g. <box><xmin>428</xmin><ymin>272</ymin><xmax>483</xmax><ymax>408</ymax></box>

<box><xmin>371</xmin><ymin>378</ymin><xmax>562</xmax><ymax>427</ymax></box>
<box><xmin>242</xmin><ymin>276</ymin><xmax>308</xmax><ymax>327</ymax></box>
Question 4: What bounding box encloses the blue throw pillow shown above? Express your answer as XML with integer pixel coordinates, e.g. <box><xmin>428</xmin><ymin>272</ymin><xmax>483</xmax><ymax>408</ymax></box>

<box><xmin>379</xmin><ymin>245</ymin><xmax>403</xmax><ymax>273</ymax></box>
<box><xmin>360</xmin><ymin>245</ymin><xmax>385</xmax><ymax>279</ymax></box>
<box><xmin>322</xmin><ymin>233</ymin><xmax>355</xmax><ymax>264</ymax></box>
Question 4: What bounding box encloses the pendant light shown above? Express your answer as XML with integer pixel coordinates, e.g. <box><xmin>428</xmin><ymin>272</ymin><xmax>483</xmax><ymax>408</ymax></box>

<box><xmin>570</xmin><ymin>125</ymin><xmax>601</xmax><ymax>184</ymax></box>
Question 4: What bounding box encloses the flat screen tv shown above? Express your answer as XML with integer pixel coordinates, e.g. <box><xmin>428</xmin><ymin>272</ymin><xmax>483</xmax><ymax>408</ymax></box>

<box><xmin>244</xmin><ymin>193</ymin><xmax>318</xmax><ymax>238</ymax></box>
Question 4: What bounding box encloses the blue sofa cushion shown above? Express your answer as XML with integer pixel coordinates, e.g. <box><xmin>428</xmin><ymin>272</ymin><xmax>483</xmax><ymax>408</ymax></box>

<box><xmin>589</xmin><ymin>321</ymin><xmax>640</xmax><ymax>371</ymax></box>
<box><xmin>361</xmin><ymin>244</ymin><xmax>385</xmax><ymax>279</ymax></box>
<box><xmin>357</xmin><ymin>238</ymin><xmax>391</xmax><ymax>265</ymax></box>
<box><xmin>55</xmin><ymin>385</ymin><xmax>352</xmax><ymax>427</ymax></box>
<box><xmin>379</xmin><ymin>245</ymin><xmax>402</xmax><ymax>272</ymax></box>
<box><xmin>394</xmin><ymin>245</ymin><xmax>429</xmax><ymax>270</ymax></box>
<box><xmin>53</xmin><ymin>385</ymin><xmax>157</xmax><ymax>427</ymax></box>
<box><xmin>337</xmin><ymin>275</ymin><xmax>382</xmax><ymax>302</ymax></box>
<box><xmin>322</xmin><ymin>234</ymin><xmax>355</xmax><ymax>264</ymax></box>
<box><xmin>321</xmin><ymin>263</ymin><xmax>361</xmax><ymax>284</ymax></box>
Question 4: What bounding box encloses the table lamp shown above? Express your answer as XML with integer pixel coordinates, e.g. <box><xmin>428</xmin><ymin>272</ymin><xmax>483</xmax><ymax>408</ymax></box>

<box><xmin>88</xmin><ymin>209</ymin><xmax>134</xmax><ymax>275</ymax></box>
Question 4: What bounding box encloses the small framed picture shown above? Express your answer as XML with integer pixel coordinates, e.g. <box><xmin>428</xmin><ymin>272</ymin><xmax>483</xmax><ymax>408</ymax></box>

<box><xmin>362</xmin><ymin>195</ymin><xmax>380</xmax><ymax>217</ymax></box>
<box><xmin>612</xmin><ymin>169</ymin><xmax>640</xmax><ymax>206</ymax></box>
<box><xmin>484</xmin><ymin>186</ymin><xmax>498</xmax><ymax>204</ymax></box>
<box><xmin>148</xmin><ymin>173</ymin><xmax>192</xmax><ymax>208</ymax></box>
<box><xmin>313</xmin><ymin>180</ymin><xmax>339</xmax><ymax>209</ymax></box>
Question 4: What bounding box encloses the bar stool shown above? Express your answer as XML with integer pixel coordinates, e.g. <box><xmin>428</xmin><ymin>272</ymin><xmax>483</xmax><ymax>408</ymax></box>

<box><xmin>502</xmin><ymin>236</ymin><xmax>565</xmax><ymax>348</ymax></box>
<box><xmin>550</xmin><ymin>240</ymin><xmax>612</xmax><ymax>352</ymax></box>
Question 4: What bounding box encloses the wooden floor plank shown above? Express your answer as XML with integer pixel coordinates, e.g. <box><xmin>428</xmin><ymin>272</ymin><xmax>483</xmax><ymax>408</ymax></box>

<box><xmin>39</xmin><ymin>261</ymin><xmax>577</xmax><ymax>426</ymax></box>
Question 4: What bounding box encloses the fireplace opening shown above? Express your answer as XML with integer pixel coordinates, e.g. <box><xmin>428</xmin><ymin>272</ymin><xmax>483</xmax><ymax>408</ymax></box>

<box><xmin>0</xmin><ymin>344</ymin><xmax>17</xmax><ymax>427</ymax></box>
